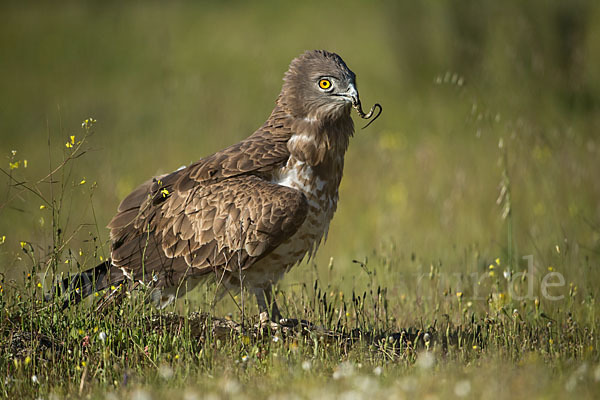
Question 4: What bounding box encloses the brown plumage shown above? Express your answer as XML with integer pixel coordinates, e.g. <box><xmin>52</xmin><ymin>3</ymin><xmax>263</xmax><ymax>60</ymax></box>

<box><xmin>58</xmin><ymin>50</ymin><xmax>377</xmax><ymax>322</ymax></box>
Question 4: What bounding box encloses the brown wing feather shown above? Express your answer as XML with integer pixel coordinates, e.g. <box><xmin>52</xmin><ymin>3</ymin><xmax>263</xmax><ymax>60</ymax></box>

<box><xmin>176</xmin><ymin>108</ymin><xmax>291</xmax><ymax>191</ymax></box>
<box><xmin>106</xmin><ymin>112</ymin><xmax>308</xmax><ymax>289</ymax></box>
<box><xmin>109</xmin><ymin>175</ymin><xmax>307</xmax><ymax>288</ymax></box>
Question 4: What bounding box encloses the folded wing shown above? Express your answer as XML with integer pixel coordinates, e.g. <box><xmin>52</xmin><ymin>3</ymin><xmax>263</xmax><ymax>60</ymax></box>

<box><xmin>107</xmin><ymin>171</ymin><xmax>307</xmax><ymax>288</ymax></box>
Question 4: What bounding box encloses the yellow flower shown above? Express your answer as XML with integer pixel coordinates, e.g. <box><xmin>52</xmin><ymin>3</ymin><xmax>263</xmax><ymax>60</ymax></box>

<box><xmin>20</xmin><ymin>241</ymin><xmax>27</xmax><ymax>249</ymax></box>
<box><xmin>489</xmin><ymin>270</ymin><xmax>495</xmax><ymax>277</ymax></box>
<box><xmin>40</xmin><ymin>205</ymin><xmax>46</xmax><ymax>210</ymax></box>
<box><xmin>37</xmin><ymin>283</ymin><xmax>42</xmax><ymax>288</ymax></box>
<box><xmin>488</xmin><ymin>264</ymin><xmax>495</xmax><ymax>270</ymax></box>
<box><xmin>23</xmin><ymin>160</ymin><xmax>28</xmax><ymax>168</ymax></box>
<box><xmin>456</xmin><ymin>292</ymin><xmax>463</xmax><ymax>299</ymax></box>
<box><xmin>547</xmin><ymin>266</ymin><xmax>554</xmax><ymax>272</ymax></box>
<box><xmin>82</xmin><ymin>117</ymin><xmax>96</xmax><ymax>129</ymax></box>
<box><xmin>24</xmin><ymin>356</ymin><xmax>31</xmax><ymax>365</ymax></box>
<box><xmin>81</xmin><ymin>361</ymin><xmax>87</xmax><ymax>367</ymax></box>
<box><xmin>80</xmin><ymin>178</ymin><xmax>86</xmax><ymax>185</ymax></box>
<box><xmin>0</xmin><ymin>235</ymin><xmax>5</xmax><ymax>245</ymax></box>
<box><xmin>549</xmin><ymin>338</ymin><xmax>554</xmax><ymax>345</ymax></box>
<box><xmin>495</xmin><ymin>258</ymin><xmax>500</xmax><ymax>265</ymax></box>
<box><xmin>9</xmin><ymin>161</ymin><xmax>20</xmax><ymax>169</ymax></box>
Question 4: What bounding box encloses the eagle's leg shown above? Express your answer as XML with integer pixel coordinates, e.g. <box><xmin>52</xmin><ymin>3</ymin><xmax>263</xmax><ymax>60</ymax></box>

<box><xmin>255</xmin><ymin>287</ymin><xmax>303</xmax><ymax>328</ymax></box>
<box><xmin>255</xmin><ymin>287</ymin><xmax>283</xmax><ymax>324</ymax></box>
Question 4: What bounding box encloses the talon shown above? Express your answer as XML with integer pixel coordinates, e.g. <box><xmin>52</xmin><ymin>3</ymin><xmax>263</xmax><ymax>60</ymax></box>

<box><xmin>278</xmin><ymin>318</ymin><xmax>299</xmax><ymax>327</ymax></box>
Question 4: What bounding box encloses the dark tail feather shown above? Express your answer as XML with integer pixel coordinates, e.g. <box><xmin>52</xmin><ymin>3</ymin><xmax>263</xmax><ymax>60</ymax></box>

<box><xmin>48</xmin><ymin>261</ymin><xmax>124</xmax><ymax>309</ymax></box>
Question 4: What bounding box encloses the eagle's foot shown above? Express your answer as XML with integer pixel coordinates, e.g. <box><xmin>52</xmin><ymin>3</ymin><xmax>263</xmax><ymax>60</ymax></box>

<box><xmin>277</xmin><ymin>318</ymin><xmax>299</xmax><ymax>327</ymax></box>
<box><xmin>258</xmin><ymin>311</ymin><xmax>302</xmax><ymax>331</ymax></box>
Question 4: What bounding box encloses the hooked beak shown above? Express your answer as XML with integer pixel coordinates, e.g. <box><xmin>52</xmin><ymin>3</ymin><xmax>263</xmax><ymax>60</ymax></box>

<box><xmin>334</xmin><ymin>83</ymin><xmax>359</xmax><ymax>106</ymax></box>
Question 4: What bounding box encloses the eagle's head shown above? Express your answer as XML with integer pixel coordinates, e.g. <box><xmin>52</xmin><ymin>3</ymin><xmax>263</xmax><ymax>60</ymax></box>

<box><xmin>279</xmin><ymin>50</ymin><xmax>359</xmax><ymax>122</ymax></box>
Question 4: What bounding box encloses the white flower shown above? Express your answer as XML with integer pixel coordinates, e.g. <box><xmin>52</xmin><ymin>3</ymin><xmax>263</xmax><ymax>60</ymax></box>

<box><xmin>302</xmin><ymin>360</ymin><xmax>312</xmax><ymax>371</ymax></box>
<box><xmin>31</xmin><ymin>375</ymin><xmax>39</xmax><ymax>384</ymax></box>
<box><xmin>183</xmin><ymin>391</ymin><xmax>200</xmax><ymax>400</ymax></box>
<box><xmin>99</xmin><ymin>331</ymin><xmax>107</xmax><ymax>342</ymax></box>
<box><xmin>373</xmin><ymin>366</ymin><xmax>383</xmax><ymax>376</ymax></box>
<box><xmin>333</xmin><ymin>362</ymin><xmax>354</xmax><ymax>380</ymax></box>
<box><xmin>416</xmin><ymin>351</ymin><xmax>435</xmax><ymax>370</ymax></box>
<box><xmin>131</xmin><ymin>389</ymin><xmax>151</xmax><ymax>400</ymax></box>
<box><xmin>454</xmin><ymin>380</ymin><xmax>471</xmax><ymax>397</ymax></box>
<box><xmin>223</xmin><ymin>379</ymin><xmax>241</xmax><ymax>395</ymax></box>
<box><xmin>158</xmin><ymin>364</ymin><xmax>173</xmax><ymax>380</ymax></box>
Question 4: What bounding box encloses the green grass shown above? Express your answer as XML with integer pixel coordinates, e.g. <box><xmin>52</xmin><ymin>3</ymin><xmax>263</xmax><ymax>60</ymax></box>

<box><xmin>1</xmin><ymin>1</ymin><xmax>600</xmax><ymax>398</ymax></box>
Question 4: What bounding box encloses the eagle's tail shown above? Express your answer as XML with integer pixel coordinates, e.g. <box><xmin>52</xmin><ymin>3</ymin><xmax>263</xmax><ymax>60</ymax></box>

<box><xmin>48</xmin><ymin>260</ymin><xmax>124</xmax><ymax>309</ymax></box>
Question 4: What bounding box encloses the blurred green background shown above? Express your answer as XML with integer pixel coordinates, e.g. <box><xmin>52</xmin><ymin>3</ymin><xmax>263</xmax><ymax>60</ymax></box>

<box><xmin>1</xmin><ymin>0</ymin><xmax>599</xmax><ymax>304</ymax></box>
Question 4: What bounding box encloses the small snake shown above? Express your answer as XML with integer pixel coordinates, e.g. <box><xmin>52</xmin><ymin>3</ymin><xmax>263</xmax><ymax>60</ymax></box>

<box><xmin>352</xmin><ymin>100</ymin><xmax>382</xmax><ymax>129</ymax></box>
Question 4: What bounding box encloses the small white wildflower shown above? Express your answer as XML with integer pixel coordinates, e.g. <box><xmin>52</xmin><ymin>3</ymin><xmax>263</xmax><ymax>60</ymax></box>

<box><xmin>131</xmin><ymin>389</ymin><xmax>151</xmax><ymax>400</ymax></box>
<box><xmin>594</xmin><ymin>365</ymin><xmax>600</xmax><ymax>382</ymax></box>
<box><xmin>339</xmin><ymin>390</ymin><xmax>362</xmax><ymax>400</ymax></box>
<box><xmin>272</xmin><ymin>335</ymin><xmax>280</xmax><ymax>343</ymax></box>
<box><xmin>399</xmin><ymin>376</ymin><xmax>417</xmax><ymax>392</ymax></box>
<box><xmin>183</xmin><ymin>391</ymin><xmax>199</xmax><ymax>400</ymax></box>
<box><xmin>355</xmin><ymin>376</ymin><xmax>378</xmax><ymax>393</ymax></box>
<box><xmin>104</xmin><ymin>393</ymin><xmax>119</xmax><ymax>400</ymax></box>
<box><xmin>416</xmin><ymin>351</ymin><xmax>435</xmax><ymax>370</ymax></box>
<box><xmin>373</xmin><ymin>366</ymin><xmax>383</xmax><ymax>376</ymax></box>
<box><xmin>99</xmin><ymin>331</ymin><xmax>107</xmax><ymax>342</ymax></box>
<box><xmin>241</xmin><ymin>355</ymin><xmax>249</xmax><ymax>363</ymax></box>
<box><xmin>301</xmin><ymin>360</ymin><xmax>312</xmax><ymax>371</ymax></box>
<box><xmin>333</xmin><ymin>361</ymin><xmax>354</xmax><ymax>380</ymax></box>
<box><xmin>31</xmin><ymin>375</ymin><xmax>39</xmax><ymax>384</ymax></box>
<box><xmin>565</xmin><ymin>376</ymin><xmax>577</xmax><ymax>392</ymax></box>
<box><xmin>454</xmin><ymin>380</ymin><xmax>471</xmax><ymax>397</ymax></box>
<box><xmin>223</xmin><ymin>379</ymin><xmax>241</xmax><ymax>395</ymax></box>
<box><xmin>158</xmin><ymin>364</ymin><xmax>173</xmax><ymax>380</ymax></box>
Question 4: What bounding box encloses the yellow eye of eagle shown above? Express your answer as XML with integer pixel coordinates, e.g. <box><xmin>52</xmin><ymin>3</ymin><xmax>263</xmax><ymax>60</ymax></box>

<box><xmin>319</xmin><ymin>79</ymin><xmax>332</xmax><ymax>90</ymax></box>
